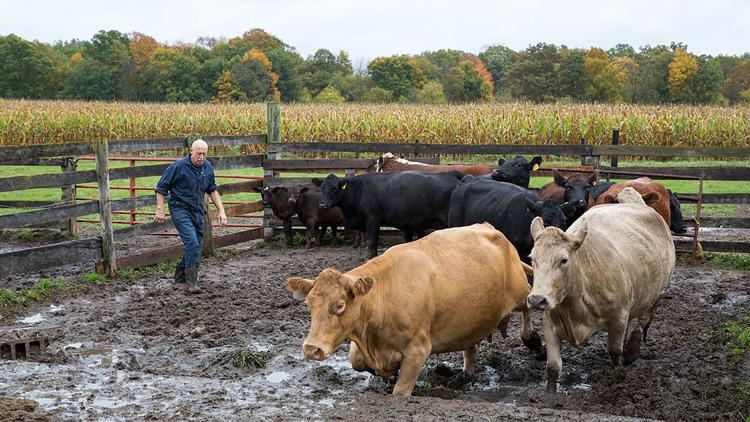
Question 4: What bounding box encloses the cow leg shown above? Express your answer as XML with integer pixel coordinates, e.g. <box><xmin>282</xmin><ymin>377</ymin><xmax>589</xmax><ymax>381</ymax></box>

<box><xmin>392</xmin><ymin>342</ymin><xmax>430</xmax><ymax>396</ymax></box>
<box><xmin>366</xmin><ymin>218</ymin><xmax>381</xmax><ymax>258</ymax></box>
<box><xmin>623</xmin><ymin>325</ymin><xmax>643</xmax><ymax>365</ymax></box>
<box><xmin>283</xmin><ymin>218</ymin><xmax>293</xmax><ymax>246</ymax></box>
<box><xmin>304</xmin><ymin>220</ymin><xmax>315</xmax><ymax>248</ymax></box>
<box><xmin>606</xmin><ymin>316</ymin><xmax>628</xmax><ymax>367</ymax></box>
<box><xmin>543</xmin><ymin>314</ymin><xmax>562</xmax><ymax>394</ymax></box>
<box><xmin>640</xmin><ymin>298</ymin><xmax>662</xmax><ymax>344</ymax></box>
<box><xmin>462</xmin><ymin>344</ymin><xmax>479</xmax><ymax>376</ymax></box>
<box><xmin>330</xmin><ymin>224</ymin><xmax>338</xmax><ymax>246</ymax></box>
<box><xmin>520</xmin><ymin>308</ymin><xmax>543</xmax><ymax>354</ymax></box>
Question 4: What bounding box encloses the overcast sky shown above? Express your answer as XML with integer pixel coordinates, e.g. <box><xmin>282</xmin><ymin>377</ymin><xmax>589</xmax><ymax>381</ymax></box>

<box><xmin>3</xmin><ymin>0</ymin><xmax>749</xmax><ymax>65</ymax></box>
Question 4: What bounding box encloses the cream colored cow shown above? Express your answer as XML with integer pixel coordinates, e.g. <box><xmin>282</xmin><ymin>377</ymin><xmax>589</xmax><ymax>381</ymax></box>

<box><xmin>527</xmin><ymin>187</ymin><xmax>675</xmax><ymax>393</ymax></box>
<box><xmin>288</xmin><ymin>223</ymin><xmax>540</xmax><ymax>396</ymax></box>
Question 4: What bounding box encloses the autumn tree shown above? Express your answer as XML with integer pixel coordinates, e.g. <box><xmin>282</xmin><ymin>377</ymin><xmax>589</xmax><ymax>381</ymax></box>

<box><xmin>668</xmin><ymin>48</ymin><xmax>699</xmax><ymax>103</ymax></box>
<box><xmin>478</xmin><ymin>44</ymin><xmax>515</xmax><ymax>96</ymax></box>
<box><xmin>140</xmin><ymin>47</ymin><xmax>204</xmax><ymax>101</ymax></box>
<box><xmin>212</xmin><ymin>70</ymin><xmax>243</xmax><ymax>102</ymax></box>
<box><xmin>229</xmin><ymin>49</ymin><xmax>280</xmax><ymax>102</ymax></box>
<box><xmin>367</xmin><ymin>55</ymin><xmax>426</xmax><ymax>101</ymax></box>
<box><xmin>722</xmin><ymin>59</ymin><xmax>750</xmax><ymax>104</ymax></box>
<box><xmin>444</xmin><ymin>55</ymin><xmax>493</xmax><ymax>102</ymax></box>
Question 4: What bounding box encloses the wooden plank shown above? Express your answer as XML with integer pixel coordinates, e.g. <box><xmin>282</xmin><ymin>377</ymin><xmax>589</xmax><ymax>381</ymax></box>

<box><xmin>684</xmin><ymin>217</ymin><xmax>750</xmax><ymax>229</ymax></box>
<box><xmin>115</xmin><ymin>227</ymin><xmax>264</xmax><ymax>270</ymax></box>
<box><xmin>592</xmin><ymin>145</ymin><xmax>750</xmax><ymax>158</ymax></box>
<box><xmin>598</xmin><ymin>166</ymin><xmax>750</xmax><ymax>181</ymax></box>
<box><xmin>268</xmin><ymin>142</ymin><xmax>593</xmax><ymax>156</ymax></box>
<box><xmin>109</xmin><ymin>163</ymin><xmax>170</xmax><ymax>180</ymax></box>
<box><xmin>0</xmin><ymin>200</ymin><xmax>58</xmax><ymax>208</ymax></box>
<box><xmin>209</xmin><ymin>154</ymin><xmax>264</xmax><ymax>169</ymax></box>
<box><xmin>0</xmin><ymin>201</ymin><xmax>99</xmax><ymax>229</ymax></box>
<box><xmin>0</xmin><ymin>237</ymin><xmax>102</xmax><ymax>279</ymax></box>
<box><xmin>0</xmin><ymin>157</ymin><xmax>67</xmax><ymax>166</ymax></box>
<box><xmin>695</xmin><ymin>194</ymin><xmax>750</xmax><ymax>204</ymax></box>
<box><xmin>211</xmin><ymin>201</ymin><xmax>263</xmax><ymax>219</ymax></box>
<box><xmin>216</xmin><ymin>179</ymin><xmax>263</xmax><ymax>195</ymax></box>
<box><xmin>115</xmin><ymin>243</ymin><xmax>184</xmax><ymax>270</ymax></box>
<box><xmin>60</xmin><ymin>157</ymin><xmax>79</xmax><ymax>237</ymax></box>
<box><xmin>0</xmin><ymin>170</ymin><xmax>97</xmax><ymax>193</ymax></box>
<box><xmin>96</xmin><ymin>140</ymin><xmax>116</xmax><ymax>277</ymax></box>
<box><xmin>263</xmin><ymin>158</ymin><xmax>437</xmax><ymax>170</ymax></box>
<box><xmin>264</xmin><ymin>177</ymin><xmax>316</xmax><ymax>190</ymax></box>
<box><xmin>113</xmin><ymin>220</ymin><xmax>173</xmax><ymax>241</ymax></box>
<box><xmin>675</xmin><ymin>239</ymin><xmax>750</xmax><ymax>253</ymax></box>
<box><xmin>0</xmin><ymin>142</ymin><xmax>94</xmax><ymax>160</ymax></box>
<box><xmin>213</xmin><ymin>228</ymin><xmax>263</xmax><ymax>249</ymax></box>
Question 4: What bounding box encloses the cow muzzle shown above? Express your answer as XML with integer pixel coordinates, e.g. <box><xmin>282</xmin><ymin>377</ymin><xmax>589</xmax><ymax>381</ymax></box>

<box><xmin>527</xmin><ymin>294</ymin><xmax>550</xmax><ymax>310</ymax></box>
<box><xmin>303</xmin><ymin>343</ymin><xmax>329</xmax><ymax>360</ymax></box>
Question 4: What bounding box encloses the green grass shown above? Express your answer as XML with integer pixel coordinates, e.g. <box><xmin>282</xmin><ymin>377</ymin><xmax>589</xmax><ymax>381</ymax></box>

<box><xmin>725</xmin><ymin>316</ymin><xmax>750</xmax><ymax>357</ymax></box>
<box><xmin>233</xmin><ymin>348</ymin><xmax>274</xmax><ymax>368</ymax></box>
<box><xmin>0</xmin><ymin>272</ymin><xmax>108</xmax><ymax>315</ymax></box>
<box><xmin>705</xmin><ymin>253</ymin><xmax>750</xmax><ymax>271</ymax></box>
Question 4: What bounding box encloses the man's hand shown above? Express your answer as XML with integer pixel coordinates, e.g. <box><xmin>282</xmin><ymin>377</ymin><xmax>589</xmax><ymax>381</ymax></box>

<box><xmin>155</xmin><ymin>207</ymin><xmax>166</xmax><ymax>223</ymax></box>
<box><xmin>217</xmin><ymin>211</ymin><xmax>228</xmax><ymax>227</ymax></box>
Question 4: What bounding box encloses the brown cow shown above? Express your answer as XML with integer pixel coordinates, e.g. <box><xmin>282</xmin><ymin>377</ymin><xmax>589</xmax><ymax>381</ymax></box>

<box><xmin>296</xmin><ymin>186</ymin><xmax>344</xmax><ymax>248</ymax></box>
<box><xmin>258</xmin><ymin>186</ymin><xmax>296</xmax><ymax>246</ymax></box>
<box><xmin>593</xmin><ymin>177</ymin><xmax>671</xmax><ymax>227</ymax></box>
<box><xmin>528</xmin><ymin>187</ymin><xmax>675</xmax><ymax>393</ymax></box>
<box><xmin>374</xmin><ymin>152</ymin><xmax>497</xmax><ymax>176</ymax></box>
<box><xmin>287</xmin><ymin>223</ymin><xmax>541</xmax><ymax>396</ymax></box>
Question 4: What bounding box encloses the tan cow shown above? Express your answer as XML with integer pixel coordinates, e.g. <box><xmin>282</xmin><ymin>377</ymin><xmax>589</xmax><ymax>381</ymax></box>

<box><xmin>527</xmin><ymin>187</ymin><xmax>675</xmax><ymax>393</ymax></box>
<box><xmin>287</xmin><ymin>223</ymin><xmax>541</xmax><ymax>396</ymax></box>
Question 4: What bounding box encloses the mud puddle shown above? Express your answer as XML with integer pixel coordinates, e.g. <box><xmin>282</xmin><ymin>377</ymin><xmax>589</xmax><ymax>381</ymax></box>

<box><xmin>0</xmin><ymin>243</ymin><xmax>748</xmax><ymax>420</ymax></box>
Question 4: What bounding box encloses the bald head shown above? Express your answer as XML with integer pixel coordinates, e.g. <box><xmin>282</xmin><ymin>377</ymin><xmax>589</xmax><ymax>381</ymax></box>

<box><xmin>190</xmin><ymin>139</ymin><xmax>208</xmax><ymax>167</ymax></box>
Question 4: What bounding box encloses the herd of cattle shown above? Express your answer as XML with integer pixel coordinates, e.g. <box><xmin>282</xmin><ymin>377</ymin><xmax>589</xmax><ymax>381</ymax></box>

<box><xmin>268</xmin><ymin>153</ymin><xmax>681</xmax><ymax>395</ymax></box>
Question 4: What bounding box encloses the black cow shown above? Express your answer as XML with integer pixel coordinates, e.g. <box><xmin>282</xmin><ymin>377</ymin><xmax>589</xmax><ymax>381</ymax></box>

<box><xmin>317</xmin><ymin>171</ymin><xmax>464</xmax><ymax>258</ymax></box>
<box><xmin>258</xmin><ymin>186</ymin><xmax>296</xmax><ymax>246</ymax></box>
<box><xmin>590</xmin><ymin>181</ymin><xmax>616</xmax><ymax>202</ymax></box>
<box><xmin>490</xmin><ymin>156</ymin><xmax>543</xmax><ymax>188</ymax></box>
<box><xmin>667</xmin><ymin>189</ymin><xmax>687</xmax><ymax>234</ymax></box>
<box><xmin>538</xmin><ymin>170</ymin><xmax>598</xmax><ymax>223</ymax></box>
<box><xmin>448</xmin><ymin>176</ymin><xmax>581</xmax><ymax>260</ymax></box>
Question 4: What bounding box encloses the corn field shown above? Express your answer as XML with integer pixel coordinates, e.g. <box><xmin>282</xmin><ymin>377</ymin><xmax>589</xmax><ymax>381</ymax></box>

<box><xmin>1</xmin><ymin>100</ymin><xmax>748</xmax><ymax>148</ymax></box>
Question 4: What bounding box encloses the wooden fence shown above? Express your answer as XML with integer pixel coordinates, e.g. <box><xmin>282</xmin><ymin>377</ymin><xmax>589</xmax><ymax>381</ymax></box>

<box><xmin>1</xmin><ymin>102</ymin><xmax>749</xmax><ymax>281</ymax></box>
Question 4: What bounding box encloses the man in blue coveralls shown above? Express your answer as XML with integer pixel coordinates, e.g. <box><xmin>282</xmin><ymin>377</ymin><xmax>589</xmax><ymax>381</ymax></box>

<box><xmin>154</xmin><ymin>139</ymin><xmax>227</xmax><ymax>293</ymax></box>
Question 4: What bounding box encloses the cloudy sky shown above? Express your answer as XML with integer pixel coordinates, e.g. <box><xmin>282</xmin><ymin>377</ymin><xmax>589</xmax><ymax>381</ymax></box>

<box><xmin>3</xmin><ymin>0</ymin><xmax>749</xmax><ymax>64</ymax></box>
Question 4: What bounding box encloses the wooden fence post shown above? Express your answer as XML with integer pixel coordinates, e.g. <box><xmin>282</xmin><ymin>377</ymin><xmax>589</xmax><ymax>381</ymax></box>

<box><xmin>580</xmin><ymin>138</ymin><xmax>601</xmax><ymax>168</ymax></box>
<box><xmin>95</xmin><ymin>140</ymin><xmax>116</xmax><ymax>277</ymax></box>
<box><xmin>202</xmin><ymin>195</ymin><xmax>216</xmax><ymax>256</ymax></box>
<box><xmin>60</xmin><ymin>157</ymin><xmax>79</xmax><ymax>237</ymax></box>
<box><xmin>264</xmin><ymin>102</ymin><xmax>281</xmax><ymax>240</ymax></box>
<box><xmin>611</xmin><ymin>130</ymin><xmax>620</xmax><ymax>168</ymax></box>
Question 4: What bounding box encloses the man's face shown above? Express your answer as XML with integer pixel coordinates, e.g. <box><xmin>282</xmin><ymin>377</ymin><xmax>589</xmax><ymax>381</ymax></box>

<box><xmin>190</xmin><ymin>143</ymin><xmax>208</xmax><ymax>167</ymax></box>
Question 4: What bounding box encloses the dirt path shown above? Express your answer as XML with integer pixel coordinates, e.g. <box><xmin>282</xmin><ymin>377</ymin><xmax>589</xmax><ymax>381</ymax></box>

<box><xmin>0</xmin><ymin>243</ymin><xmax>748</xmax><ymax>421</ymax></box>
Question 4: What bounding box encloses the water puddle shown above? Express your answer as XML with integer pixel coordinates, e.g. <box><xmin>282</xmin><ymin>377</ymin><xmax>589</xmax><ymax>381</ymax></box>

<box><xmin>266</xmin><ymin>371</ymin><xmax>290</xmax><ymax>383</ymax></box>
<box><xmin>18</xmin><ymin>313</ymin><xmax>45</xmax><ymax>324</ymax></box>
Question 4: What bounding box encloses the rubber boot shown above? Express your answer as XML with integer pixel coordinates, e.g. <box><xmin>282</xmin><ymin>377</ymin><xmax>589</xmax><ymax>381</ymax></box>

<box><xmin>174</xmin><ymin>266</ymin><xmax>186</xmax><ymax>284</ymax></box>
<box><xmin>185</xmin><ymin>267</ymin><xmax>200</xmax><ymax>294</ymax></box>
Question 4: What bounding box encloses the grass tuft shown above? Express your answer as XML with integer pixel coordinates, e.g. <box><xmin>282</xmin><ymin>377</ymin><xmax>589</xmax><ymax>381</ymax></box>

<box><xmin>233</xmin><ymin>348</ymin><xmax>274</xmax><ymax>369</ymax></box>
<box><xmin>724</xmin><ymin>316</ymin><xmax>750</xmax><ymax>357</ymax></box>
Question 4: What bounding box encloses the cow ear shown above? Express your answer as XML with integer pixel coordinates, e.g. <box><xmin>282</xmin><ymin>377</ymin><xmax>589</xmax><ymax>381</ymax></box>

<box><xmin>497</xmin><ymin>158</ymin><xmax>506</xmax><ymax>166</ymax></box>
<box><xmin>588</xmin><ymin>170</ymin><xmax>599</xmax><ymax>185</ymax></box>
<box><xmin>553</xmin><ymin>170</ymin><xmax>566</xmax><ymax>187</ymax></box>
<box><xmin>287</xmin><ymin>277</ymin><xmax>314</xmax><ymax>300</ymax></box>
<box><xmin>311</xmin><ymin>178</ymin><xmax>323</xmax><ymax>187</ymax></box>
<box><xmin>525</xmin><ymin>196</ymin><xmax>541</xmax><ymax>214</ymax></box>
<box><xmin>347</xmin><ymin>276</ymin><xmax>374</xmax><ymax>297</ymax></box>
<box><xmin>299</xmin><ymin>187</ymin><xmax>309</xmax><ymax>195</ymax></box>
<box><xmin>530</xmin><ymin>216</ymin><xmax>545</xmax><ymax>240</ymax></box>
<box><xmin>530</xmin><ymin>156</ymin><xmax>543</xmax><ymax>171</ymax></box>
<box><xmin>641</xmin><ymin>191</ymin><xmax>661</xmax><ymax>206</ymax></box>
<box><xmin>602</xmin><ymin>194</ymin><xmax>617</xmax><ymax>204</ymax></box>
<box><xmin>565</xmin><ymin>223</ymin><xmax>587</xmax><ymax>251</ymax></box>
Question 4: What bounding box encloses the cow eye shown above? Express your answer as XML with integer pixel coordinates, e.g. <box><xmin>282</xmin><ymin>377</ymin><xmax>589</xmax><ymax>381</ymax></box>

<box><xmin>560</xmin><ymin>257</ymin><xmax>568</xmax><ymax>265</ymax></box>
<box><xmin>332</xmin><ymin>301</ymin><xmax>346</xmax><ymax>315</ymax></box>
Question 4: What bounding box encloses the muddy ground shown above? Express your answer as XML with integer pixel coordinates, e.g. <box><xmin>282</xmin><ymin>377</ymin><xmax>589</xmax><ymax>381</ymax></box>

<box><xmin>1</xmin><ymin>237</ymin><xmax>749</xmax><ymax>422</ymax></box>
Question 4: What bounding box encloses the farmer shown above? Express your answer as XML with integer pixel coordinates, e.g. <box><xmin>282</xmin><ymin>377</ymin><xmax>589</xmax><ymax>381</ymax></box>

<box><xmin>154</xmin><ymin>139</ymin><xmax>227</xmax><ymax>293</ymax></box>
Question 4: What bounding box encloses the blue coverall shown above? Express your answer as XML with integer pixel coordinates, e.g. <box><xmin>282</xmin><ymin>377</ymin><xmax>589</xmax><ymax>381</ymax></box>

<box><xmin>155</xmin><ymin>156</ymin><xmax>217</xmax><ymax>269</ymax></box>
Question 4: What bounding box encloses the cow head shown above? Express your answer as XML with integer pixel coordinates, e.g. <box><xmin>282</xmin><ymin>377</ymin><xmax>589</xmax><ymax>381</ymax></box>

<box><xmin>525</xmin><ymin>197</ymin><xmax>584</xmax><ymax>231</ymax></box>
<box><xmin>601</xmin><ymin>189</ymin><xmax>660</xmax><ymax>207</ymax></box>
<box><xmin>554</xmin><ymin>170</ymin><xmax>598</xmax><ymax>206</ymax></box>
<box><xmin>490</xmin><ymin>156</ymin><xmax>543</xmax><ymax>188</ymax></box>
<box><xmin>527</xmin><ymin>217</ymin><xmax>588</xmax><ymax>311</ymax></box>
<box><xmin>287</xmin><ymin>268</ymin><xmax>375</xmax><ymax>361</ymax></box>
<box><xmin>258</xmin><ymin>186</ymin><xmax>291</xmax><ymax>208</ymax></box>
<box><xmin>667</xmin><ymin>189</ymin><xmax>687</xmax><ymax>234</ymax></box>
<box><xmin>313</xmin><ymin>174</ymin><xmax>349</xmax><ymax>209</ymax></box>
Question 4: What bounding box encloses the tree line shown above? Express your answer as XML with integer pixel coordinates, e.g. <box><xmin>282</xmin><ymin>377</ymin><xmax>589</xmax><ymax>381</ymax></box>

<box><xmin>1</xmin><ymin>28</ymin><xmax>749</xmax><ymax>105</ymax></box>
